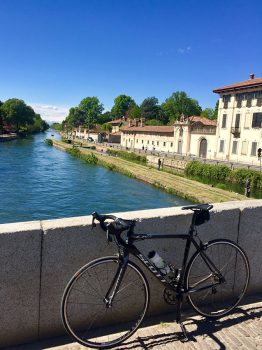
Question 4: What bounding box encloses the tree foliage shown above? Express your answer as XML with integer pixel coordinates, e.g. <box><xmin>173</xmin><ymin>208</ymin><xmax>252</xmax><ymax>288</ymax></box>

<box><xmin>201</xmin><ymin>108</ymin><xmax>215</xmax><ymax>119</ymax></box>
<box><xmin>161</xmin><ymin>91</ymin><xmax>202</xmax><ymax>123</ymax></box>
<box><xmin>0</xmin><ymin>98</ymin><xmax>48</xmax><ymax>134</ymax></box>
<box><xmin>97</xmin><ymin>111</ymin><xmax>112</xmax><ymax>125</ymax></box>
<box><xmin>140</xmin><ymin>97</ymin><xmax>159</xmax><ymax>120</ymax></box>
<box><xmin>79</xmin><ymin>96</ymin><xmax>104</xmax><ymax>128</ymax></box>
<box><xmin>125</xmin><ymin>105</ymin><xmax>141</xmax><ymax>120</ymax></box>
<box><xmin>111</xmin><ymin>95</ymin><xmax>136</xmax><ymax>118</ymax></box>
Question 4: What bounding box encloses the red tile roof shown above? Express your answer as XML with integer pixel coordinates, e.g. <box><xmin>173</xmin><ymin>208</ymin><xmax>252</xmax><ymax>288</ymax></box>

<box><xmin>121</xmin><ymin>125</ymin><xmax>174</xmax><ymax>133</ymax></box>
<box><xmin>188</xmin><ymin>116</ymin><xmax>217</xmax><ymax>126</ymax></box>
<box><xmin>213</xmin><ymin>76</ymin><xmax>262</xmax><ymax>93</ymax></box>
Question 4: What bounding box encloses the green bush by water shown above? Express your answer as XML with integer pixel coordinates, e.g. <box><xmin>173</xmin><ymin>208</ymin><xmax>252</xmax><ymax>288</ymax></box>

<box><xmin>45</xmin><ymin>139</ymin><xmax>53</xmax><ymax>146</ymax></box>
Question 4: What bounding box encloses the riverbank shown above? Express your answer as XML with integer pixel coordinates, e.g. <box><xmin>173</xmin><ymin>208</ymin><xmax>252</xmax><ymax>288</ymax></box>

<box><xmin>52</xmin><ymin>140</ymin><xmax>247</xmax><ymax>203</ymax></box>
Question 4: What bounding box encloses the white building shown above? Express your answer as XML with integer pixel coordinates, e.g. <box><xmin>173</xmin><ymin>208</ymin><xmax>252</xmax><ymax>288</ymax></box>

<box><xmin>173</xmin><ymin>116</ymin><xmax>216</xmax><ymax>158</ymax></box>
<box><xmin>120</xmin><ymin>116</ymin><xmax>217</xmax><ymax>157</ymax></box>
<box><xmin>213</xmin><ymin>74</ymin><xmax>262</xmax><ymax>164</ymax></box>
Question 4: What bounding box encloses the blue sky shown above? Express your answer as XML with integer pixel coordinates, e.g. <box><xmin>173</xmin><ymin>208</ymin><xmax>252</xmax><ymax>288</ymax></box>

<box><xmin>0</xmin><ymin>0</ymin><xmax>262</xmax><ymax>122</ymax></box>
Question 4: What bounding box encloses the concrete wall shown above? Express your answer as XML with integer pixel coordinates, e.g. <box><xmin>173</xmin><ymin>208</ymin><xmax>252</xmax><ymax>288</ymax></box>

<box><xmin>0</xmin><ymin>200</ymin><xmax>262</xmax><ymax>347</ymax></box>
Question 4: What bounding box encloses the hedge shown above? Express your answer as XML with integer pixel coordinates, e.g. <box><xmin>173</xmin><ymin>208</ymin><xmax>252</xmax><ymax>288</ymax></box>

<box><xmin>185</xmin><ymin>161</ymin><xmax>262</xmax><ymax>189</ymax></box>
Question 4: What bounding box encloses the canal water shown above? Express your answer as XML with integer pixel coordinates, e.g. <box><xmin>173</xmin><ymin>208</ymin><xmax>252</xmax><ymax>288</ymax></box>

<box><xmin>0</xmin><ymin>130</ymin><xmax>191</xmax><ymax>224</ymax></box>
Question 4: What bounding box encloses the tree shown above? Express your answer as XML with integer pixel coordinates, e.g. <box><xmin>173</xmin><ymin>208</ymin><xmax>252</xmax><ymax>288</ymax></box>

<box><xmin>140</xmin><ymin>97</ymin><xmax>160</xmax><ymax>120</ymax></box>
<box><xmin>97</xmin><ymin>111</ymin><xmax>112</xmax><ymax>125</ymax></box>
<box><xmin>0</xmin><ymin>100</ymin><xmax>3</xmax><ymax>134</ymax></box>
<box><xmin>145</xmin><ymin>119</ymin><xmax>164</xmax><ymax>126</ymax></box>
<box><xmin>161</xmin><ymin>91</ymin><xmax>202</xmax><ymax>123</ymax></box>
<box><xmin>201</xmin><ymin>108</ymin><xmax>214</xmax><ymax>119</ymax></box>
<box><xmin>78</xmin><ymin>97</ymin><xmax>104</xmax><ymax>130</ymax></box>
<box><xmin>126</xmin><ymin>105</ymin><xmax>141</xmax><ymax>120</ymax></box>
<box><xmin>64</xmin><ymin>107</ymin><xmax>84</xmax><ymax>128</ymax></box>
<box><xmin>111</xmin><ymin>95</ymin><xmax>136</xmax><ymax>118</ymax></box>
<box><xmin>1</xmin><ymin>98</ymin><xmax>35</xmax><ymax>132</ymax></box>
<box><xmin>213</xmin><ymin>100</ymin><xmax>219</xmax><ymax>119</ymax></box>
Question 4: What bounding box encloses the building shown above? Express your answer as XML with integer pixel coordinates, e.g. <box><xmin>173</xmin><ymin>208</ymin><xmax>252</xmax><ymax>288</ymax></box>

<box><xmin>173</xmin><ymin>116</ymin><xmax>217</xmax><ymax>158</ymax></box>
<box><xmin>213</xmin><ymin>74</ymin><xmax>262</xmax><ymax>163</ymax></box>
<box><xmin>120</xmin><ymin>116</ymin><xmax>217</xmax><ymax>157</ymax></box>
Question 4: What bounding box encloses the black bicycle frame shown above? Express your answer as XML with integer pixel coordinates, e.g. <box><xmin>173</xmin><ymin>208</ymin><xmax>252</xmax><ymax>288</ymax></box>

<box><xmin>105</xmin><ymin>213</ymin><xmax>222</xmax><ymax>304</ymax></box>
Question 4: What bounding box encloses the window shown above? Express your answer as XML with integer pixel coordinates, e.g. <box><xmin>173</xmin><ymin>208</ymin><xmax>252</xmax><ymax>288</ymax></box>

<box><xmin>163</xmin><ymin>142</ymin><xmax>166</xmax><ymax>147</ymax></box>
<box><xmin>251</xmin><ymin>142</ymin><xmax>257</xmax><ymax>156</ymax></box>
<box><xmin>136</xmin><ymin>139</ymin><xmax>138</xmax><ymax>143</ymax></box>
<box><xmin>141</xmin><ymin>140</ymin><xmax>144</xmax><ymax>144</ymax></box>
<box><xmin>241</xmin><ymin>141</ymin><xmax>248</xmax><ymax>155</ymax></box>
<box><xmin>252</xmin><ymin>113</ymin><xmax>262</xmax><ymax>128</ymax></box>
<box><xmin>219</xmin><ymin>140</ymin><xmax>224</xmax><ymax>152</ymax></box>
<box><xmin>222</xmin><ymin>95</ymin><xmax>231</xmax><ymax>109</ymax></box>
<box><xmin>222</xmin><ymin>114</ymin><xmax>227</xmax><ymax>128</ymax></box>
<box><xmin>235</xmin><ymin>114</ymin><xmax>240</xmax><ymax>128</ymax></box>
<box><xmin>232</xmin><ymin>141</ymin><xmax>238</xmax><ymax>154</ymax></box>
<box><xmin>147</xmin><ymin>140</ymin><xmax>149</xmax><ymax>145</ymax></box>
<box><xmin>246</xmin><ymin>99</ymin><xmax>252</xmax><ymax>107</ymax></box>
<box><xmin>152</xmin><ymin>141</ymin><xmax>154</xmax><ymax>145</ymax></box>
<box><xmin>157</xmin><ymin>141</ymin><xmax>159</xmax><ymax>146</ymax></box>
<box><xmin>171</xmin><ymin>142</ymin><xmax>173</xmax><ymax>147</ymax></box>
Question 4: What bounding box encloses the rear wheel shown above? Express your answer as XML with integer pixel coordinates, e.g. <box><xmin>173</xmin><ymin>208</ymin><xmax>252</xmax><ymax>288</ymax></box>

<box><xmin>61</xmin><ymin>256</ymin><xmax>149</xmax><ymax>349</ymax></box>
<box><xmin>186</xmin><ymin>239</ymin><xmax>250</xmax><ymax>318</ymax></box>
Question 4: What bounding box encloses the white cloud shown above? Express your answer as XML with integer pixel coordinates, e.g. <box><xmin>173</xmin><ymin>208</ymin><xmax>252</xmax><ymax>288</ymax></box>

<box><xmin>177</xmin><ymin>46</ymin><xmax>191</xmax><ymax>54</ymax></box>
<box><xmin>29</xmin><ymin>103</ymin><xmax>70</xmax><ymax>123</ymax></box>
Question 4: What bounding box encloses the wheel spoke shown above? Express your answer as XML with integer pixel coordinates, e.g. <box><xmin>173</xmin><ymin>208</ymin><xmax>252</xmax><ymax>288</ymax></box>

<box><xmin>186</xmin><ymin>241</ymin><xmax>249</xmax><ymax>318</ymax></box>
<box><xmin>62</xmin><ymin>258</ymin><xmax>149</xmax><ymax>348</ymax></box>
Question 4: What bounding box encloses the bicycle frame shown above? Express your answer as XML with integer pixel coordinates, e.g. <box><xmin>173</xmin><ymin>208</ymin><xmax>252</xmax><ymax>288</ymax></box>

<box><xmin>107</xmin><ymin>219</ymin><xmax>223</xmax><ymax>302</ymax></box>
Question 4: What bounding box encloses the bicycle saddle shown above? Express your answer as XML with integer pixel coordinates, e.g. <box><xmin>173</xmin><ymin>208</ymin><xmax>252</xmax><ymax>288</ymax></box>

<box><xmin>181</xmin><ymin>204</ymin><xmax>213</xmax><ymax>211</ymax></box>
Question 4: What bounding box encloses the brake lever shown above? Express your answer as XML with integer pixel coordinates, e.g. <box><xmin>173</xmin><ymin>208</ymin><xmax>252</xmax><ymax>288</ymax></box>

<box><xmin>106</xmin><ymin>224</ymin><xmax>113</xmax><ymax>244</ymax></box>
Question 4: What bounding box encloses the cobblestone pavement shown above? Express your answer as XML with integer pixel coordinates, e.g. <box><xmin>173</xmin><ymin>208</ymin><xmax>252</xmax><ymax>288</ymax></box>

<box><xmin>6</xmin><ymin>294</ymin><xmax>262</xmax><ymax>350</ymax></box>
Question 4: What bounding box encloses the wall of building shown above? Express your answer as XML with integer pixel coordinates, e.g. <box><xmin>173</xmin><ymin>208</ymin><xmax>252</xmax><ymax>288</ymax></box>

<box><xmin>216</xmin><ymin>91</ymin><xmax>262</xmax><ymax>163</ymax></box>
<box><xmin>0</xmin><ymin>200</ymin><xmax>262</xmax><ymax>348</ymax></box>
<box><xmin>121</xmin><ymin>132</ymin><xmax>175</xmax><ymax>153</ymax></box>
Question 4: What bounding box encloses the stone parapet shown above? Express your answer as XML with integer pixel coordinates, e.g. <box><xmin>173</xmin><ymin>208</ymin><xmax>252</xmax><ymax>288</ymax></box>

<box><xmin>0</xmin><ymin>200</ymin><xmax>262</xmax><ymax>347</ymax></box>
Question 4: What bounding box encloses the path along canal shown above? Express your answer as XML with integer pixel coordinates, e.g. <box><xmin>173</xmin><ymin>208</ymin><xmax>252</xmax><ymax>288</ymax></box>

<box><xmin>0</xmin><ymin>130</ymin><xmax>191</xmax><ymax>224</ymax></box>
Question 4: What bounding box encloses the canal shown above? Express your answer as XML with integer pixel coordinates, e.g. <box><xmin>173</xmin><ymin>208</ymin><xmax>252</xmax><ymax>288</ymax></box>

<box><xmin>0</xmin><ymin>130</ymin><xmax>191</xmax><ymax>224</ymax></box>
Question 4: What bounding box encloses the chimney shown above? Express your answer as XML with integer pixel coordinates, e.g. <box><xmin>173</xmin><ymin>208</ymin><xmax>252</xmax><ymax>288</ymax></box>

<box><xmin>249</xmin><ymin>73</ymin><xmax>255</xmax><ymax>80</ymax></box>
<box><xmin>128</xmin><ymin>119</ymin><xmax>132</xmax><ymax>127</ymax></box>
<box><xmin>140</xmin><ymin>118</ymin><xmax>145</xmax><ymax>127</ymax></box>
<box><xmin>134</xmin><ymin>118</ymin><xmax>139</xmax><ymax>127</ymax></box>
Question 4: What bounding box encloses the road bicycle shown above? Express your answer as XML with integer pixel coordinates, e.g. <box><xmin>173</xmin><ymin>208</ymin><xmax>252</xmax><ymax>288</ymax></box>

<box><xmin>61</xmin><ymin>204</ymin><xmax>250</xmax><ymax>349</ymax></box>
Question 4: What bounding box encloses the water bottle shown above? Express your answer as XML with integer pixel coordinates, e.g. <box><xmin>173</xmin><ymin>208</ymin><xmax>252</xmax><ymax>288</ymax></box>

<box><xmin>148</xmin><ymin>250</ymin><xmax>171</xmax><ymax>275</ymax></box>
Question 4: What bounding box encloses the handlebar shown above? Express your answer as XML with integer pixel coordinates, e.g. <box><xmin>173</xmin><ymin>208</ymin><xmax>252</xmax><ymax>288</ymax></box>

<box><xmin>91</xmin><ymin>211</ymin><xmax>117</xmax><ymax>232</ymax></box>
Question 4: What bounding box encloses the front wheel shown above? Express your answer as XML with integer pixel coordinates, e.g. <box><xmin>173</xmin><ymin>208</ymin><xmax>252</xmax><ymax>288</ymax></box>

<box><xmin>186</xmin><ymin>239</ymin><xmax>250</xmax><ymax>318</ymax></box>
<box><xmin>61</xmin><ymin>256</ymin><xmax>149</xmax><ymax>349</ymax></box>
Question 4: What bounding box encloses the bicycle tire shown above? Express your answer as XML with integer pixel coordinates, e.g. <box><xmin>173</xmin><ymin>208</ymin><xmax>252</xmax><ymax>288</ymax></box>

<box><xmin>185</xmin><ymin>239</ymin><xmax>250</xmax><ymax>318</ymax></box>
<box><xmin>61</xmin><ymin>256</ymin><xmax>149</xmax><ymax>349</ymax></box>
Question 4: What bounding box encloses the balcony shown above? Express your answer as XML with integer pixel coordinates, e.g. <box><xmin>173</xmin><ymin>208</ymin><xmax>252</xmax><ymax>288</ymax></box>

<box><xmin>231</xmin><ymin>127</ymin><xmax>241</xmax><ymax>138</ymax></box>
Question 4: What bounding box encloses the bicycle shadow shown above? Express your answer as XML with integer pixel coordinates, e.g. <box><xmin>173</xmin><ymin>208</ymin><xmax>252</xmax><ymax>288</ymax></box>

<box><xmin>114</xmin><ymin>304</ymin><xmax>262</xmax><ymax>350</ymax></box>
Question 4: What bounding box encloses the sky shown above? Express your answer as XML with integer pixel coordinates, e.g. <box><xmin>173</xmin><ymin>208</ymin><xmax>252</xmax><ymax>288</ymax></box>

<box><xmin>0</xmin><ymin>0</ymin><xmax>262</xmax><ymax>123</ymax></box>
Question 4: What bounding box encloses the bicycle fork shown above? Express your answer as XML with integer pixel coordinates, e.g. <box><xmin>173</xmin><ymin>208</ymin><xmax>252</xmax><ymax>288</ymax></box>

<box><xmin>103</xmin><ymin>256</ymin><xmax>128</xmax><ymax>308</ymax></box>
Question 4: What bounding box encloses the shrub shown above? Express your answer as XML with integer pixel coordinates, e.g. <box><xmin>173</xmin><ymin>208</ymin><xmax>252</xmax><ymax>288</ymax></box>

<box><xmin>107</xmin><ymin>149</ymin><xmax>146</xmax><ymax>163</ymax></box>
<box><xmin>185</xmin><ymin>161</ymin><xmax>230</xmax><ymax>183</ymax></box>
<box><xmin>45</xmin><ymin>139</ymin><xmax>53</xmax><ymax>146</ymax></box>
<box><xmin>66</xmin><ymin>147</ymin><xmax>80</xmax><ymax>157</ymax></box>
<box><xmin>185</xmin><ymin>161</ymin><xmax>262</xmax><ymax>190</ymax></box>
<box><xmin>81</xmin><ymin>153</ymin><xmax>98</xmax><ymax>165</ymax></box>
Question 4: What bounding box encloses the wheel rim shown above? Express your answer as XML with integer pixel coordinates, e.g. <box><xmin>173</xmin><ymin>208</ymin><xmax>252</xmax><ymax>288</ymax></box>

<box><xmin>186</xmin><ymin>241</ymin><xmax>249</xmax><ymax>317</ymax></box>
<box><xmin>62</xmin><ymin>258</ymin><xmax>149</xmax><ymax>348</ymax></box>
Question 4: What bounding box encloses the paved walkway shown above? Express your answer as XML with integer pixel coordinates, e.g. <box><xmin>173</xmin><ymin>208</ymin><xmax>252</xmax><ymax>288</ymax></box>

<box><xmin>6</xmin><ymin>294</ymin><xmax>262</xmax><ymax>350</ymax></box>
